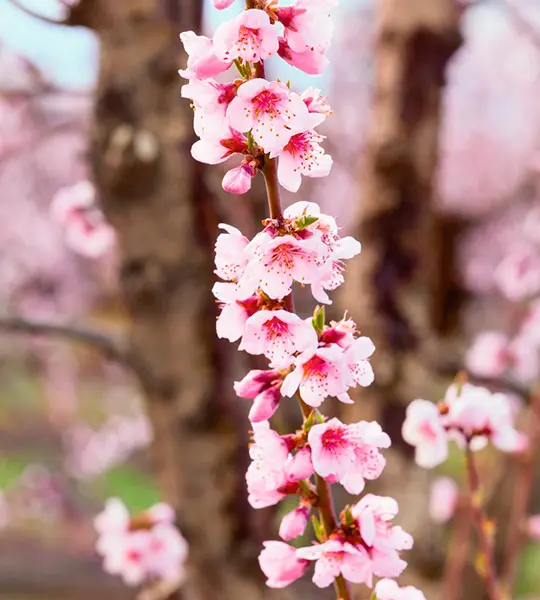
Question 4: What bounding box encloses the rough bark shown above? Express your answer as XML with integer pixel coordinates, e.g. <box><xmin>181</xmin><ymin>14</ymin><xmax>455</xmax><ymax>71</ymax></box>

<box><xmin>81</xmin><ymin>2</ymin><xmax>287</xmax><ymax>599</ymax></box>
<box><xmin>342</xmin><ymin>0</ymin><xmax>462</xmax><ymax>435</ymax></box>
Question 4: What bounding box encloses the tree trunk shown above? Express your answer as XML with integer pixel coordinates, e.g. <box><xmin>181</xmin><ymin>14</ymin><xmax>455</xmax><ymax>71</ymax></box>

<box><xmin>342</xmin><ymin>0</ymin><xmax>462</xmax><ymax>439</ymax></box>
<box><xmin>80</xmin><ymin>2</ymin><xmax>288</xmax><ymax>598</ymax></box>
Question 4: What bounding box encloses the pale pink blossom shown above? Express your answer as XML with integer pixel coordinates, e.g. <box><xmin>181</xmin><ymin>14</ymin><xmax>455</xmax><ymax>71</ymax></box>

<box><xmin>282</xmin><ymin>345</ymin><xmax>351</xmax><ymax>407</ymax></box>
<box><xmin>212</xmin><ymin>282</ymin><xmax>259</xmax><ymax>342</ymax></box>
<box><xmin>296</xmin><ymin>539</ymin><xmax>372</xmax><ymax>588</ymax></box>
<box><xmin>278</xmin><ymin>38</ymin><xmax>330</xmax><ymax>75</ymax></box>
<box><xmin>179</xmin><ymin>31</ymin><xmax>231</xmax><ymax>80</ymax></box>
<box><xmin>239</xmin><ymin>309</ymin><xmax>318</xmax><ymax>367</ymax></box>
<box><xmin>527</xmin><ymin>515</ymin><xmax>540</xmax><ymax>540</ymax></box>
<box><xmin>446</xmin><ymin>385</ymin><xmax>524</xmax><ymax>453</ymax></box>
<box><xmin>286</xmin><ymin>447</ymin><xmax>314</xmax><ymax>482</ymax></box>
<box><xmin>213</xmin><ymin>0</ymin><xmax>235</xmax><ymax>8</ymax></box>
<box><xmin>214</xmin><ymin>224</ymin><xmax>249</xmax><ymax>281</ymax></box>
<box><xmin>191</xmin><ymin>122</ymin><xmax>248</xmax><ymax>165</ymax></box>
<box><xmin>145</xmin><ymin>524</ymin><xmax>189</xmax><ymax>583</ymax></box>
<box><xmin>240</xmin><ymin>234</ymin><xmax>329</xmax><ymax>300</ymax></box>
<box><xmin>181</xmin><ymin>78</ymin><xmax>237</xmax><ymax>135</ymax></box>
<box><xmin>343</xmin><ymin>336</ymin><xmax>375</xmax><ymax>387</ymax></box>
<box><xmin>146</xmin><ymin>503</ymin><xmax>176</xmax><ymax>526</ymax></box>
<box><xmin>258</xmin><ymin>541</ymin><xmax>309</xmax><ymax>588</ymax></box>
<box><xmin>101</xmin><ymin>529</ymin><xmax>150</xmax><ymax>586</ymax></box>
<box><xmin>429</xmin><ymin>477</ymin><xmax>459</xmax><ymax>524</ymax></box>
<box><xmin>226</xmin><ymin>79</ymin><xmax>313</xmax><ymax>154</ymax></box>
<box><xmin>222</xmin><ymin>163</ymin><xmax>256</xmax><ymax>195</ymax></box>
<box><xmin>375</xmin><ymin>579</ymin><xmax>427</xmax><ymax>600</ymax></box>
<box><xmin>301</xmin><ymin>88</ymin><xmax>333</xmax><ymax>117</ymax></box>
<box><xmin>50</xmin><ymin>181</ymin><xmax>115</xmax><ymax>258</ymax></box>
<box><xmin>213</xmin><ymin>9</ymin><xmax>279</xmax><ymax>63</ymax></box>
<box><xmin>275</xmin><ymin>0</ymin><xmax>337</xmax><ymax>53</ymax></box>
<box><xmin>308</xmin><ymin>418</ymin><xmax>390</xmax><ymax>494</ymax></box>
<box><xmin>402</xmin><ymin>400</ymin><xmax>449</xmax><ymax>469</ymax></box>
<box><xmin>279</xmin><ymin>501</ymin><xmax>310</xmax><ymax>541</ymax></box>
<box><xmin>246</xmin><ymin>421</ymin><xmax>290</xmax><ymax>508</ymax></box>
<box><xmin>466</xmin><ymin>331</ymin><xmax>510</xmax><ymax>378</ymax></box>
<box><xmin>94</xmin><ymin>497</ymin><xmax>130</xmax><ymax>538</ymax></box>
<box><xmin>234</xmin><ymin>369</ymin><xmax>283</xmax><ymax>422</ymax></box>
<box><xmin>272</xmin><ymin>130</ymin><xmax>333</xmax><ymax>193</ymax></box>
<box><xmin>495</xmin><ymin>245</ymin><xmax>540</xmax><ymax>301</ymax></box>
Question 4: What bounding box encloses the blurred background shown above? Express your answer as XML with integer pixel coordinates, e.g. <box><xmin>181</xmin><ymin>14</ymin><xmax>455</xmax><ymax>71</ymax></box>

<box><xmin>1</xmin><ymin>0</ymin><xmax>540</xmax><ymax>599</ymax></box>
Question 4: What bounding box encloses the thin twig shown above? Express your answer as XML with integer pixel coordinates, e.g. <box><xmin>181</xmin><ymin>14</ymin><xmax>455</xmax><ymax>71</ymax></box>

<box><xmin>4</xmin><ymin>0</ymin><xmax>71</xmax><ymax>26</ymax></box>
<box><xmin>0</xmin><ymin>315</ymin><xmax>152</xmax><ymax>386</ymax></box>
<box><xmin>465</xmin><ymin>446</ymin><xmax>501</xmax><ymax>600</ymax></box>
<box><xmin>501</xmin><ymin>385</ymin><xmax>540</xmax><ymax>595</ymax></box>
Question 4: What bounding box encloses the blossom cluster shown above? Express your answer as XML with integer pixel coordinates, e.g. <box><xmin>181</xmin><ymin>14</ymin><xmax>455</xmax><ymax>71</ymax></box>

<box><xmin>402</xmin><ymin>381</ymin><xmax>525</xmax><ymax>469</ymax></box>
<box><xmin>180</xmin><ymin>1</ymin><xmax>336</xmax><ymax>195</ymax></box>
<box><xmin>94</xmin><ymin>498</ymin><xmax>188</xmax><ymax>587</ymax></box>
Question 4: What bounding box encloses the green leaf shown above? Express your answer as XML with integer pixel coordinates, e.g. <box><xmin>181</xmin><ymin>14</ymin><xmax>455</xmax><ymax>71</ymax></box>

<box><xmin>312</xmin><ymin>305</ymin><xmax>325</xmax><ymax>335</ymax></box>
<box><xmin>247</xmin><ymin>130</ymin><xmax>255</xmax><ymax>155</ymax></box>
<box><xmin>311</xmin><ymin>515</ymin><xmax>325</xmax><ymax>543</ymax></box>
<box><xmin>295</xmin><ymin>215</ymin><xmax>319</xmax><ymax>231</ymax></box>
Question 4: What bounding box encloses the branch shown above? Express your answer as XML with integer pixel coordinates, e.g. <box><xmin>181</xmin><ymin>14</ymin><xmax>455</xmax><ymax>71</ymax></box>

<box><xmin>0</xmin><ymin>315</ymin><xmax>153</xmax><ymax>386</ymax></box>
<box><xmin>4</xmin><ymin>0</ymin><xmax>72</xmax><ymax>26</ymax></box>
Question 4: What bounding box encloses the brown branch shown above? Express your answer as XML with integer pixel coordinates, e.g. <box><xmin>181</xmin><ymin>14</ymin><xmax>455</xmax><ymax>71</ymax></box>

<box><xmin>0</xmin><ymin>315</ymin><xmax>153</xmax><ymax>386</ymax></box>
<box><xmin>4</xmin><ymin>0</ymin><xmax>72</xmax><ymax>26</ymax></box>
<box><xmin>501</xmin><ymin>386</ymin><xmax>540</xmax><ymax>595</ymax></box>
<box><xmin>442</xmin><ymin>496</ymin><xmax>473</xmax><ymax>600</ymax></box>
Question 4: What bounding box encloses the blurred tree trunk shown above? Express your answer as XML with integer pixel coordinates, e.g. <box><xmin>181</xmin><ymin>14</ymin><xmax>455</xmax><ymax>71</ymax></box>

<box><xmin>78</xmin><ymin>2</ymin><xmax>289</xmax><ymax>599</ymax></box>
<box><xmin>342</xmin><ymin>0</ymin><xmax>462</xmax><ymax>441</ymax></box>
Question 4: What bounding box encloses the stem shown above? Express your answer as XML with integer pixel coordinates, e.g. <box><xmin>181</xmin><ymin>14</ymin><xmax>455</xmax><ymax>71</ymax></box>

<box><xmin>261</xmin><ymin>158</ymin><xmax>282</xmax><ymax>220</ymax></box>
<box><xmin>442</xmin><ymin>496</ymin><xmax>473</xmax><ymax>600</ymax></box>
<box><xmin>501</xmin><ymin>386</ymin><xmax>540</xmax><ymax>595</ymax></box>
<box><xmin>298</xmin><ymin>398</ymin><xmax>352</xmax><ymax>600</ymax></box>
<box><xmin>465</xmin><ymin>446</ymin><xmax>501</xmax><ymax>600</ymax></box>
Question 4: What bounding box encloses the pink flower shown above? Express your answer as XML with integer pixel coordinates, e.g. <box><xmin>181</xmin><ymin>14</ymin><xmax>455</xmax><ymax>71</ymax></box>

<box><xmin>296</xmin><ymin>539</ymin><xmax>372</xmax><ymax>588</ymax></box>
<box><xmin>258</xmin><ymin>541</ymin><xmax>309</xmax><ymax>588</ymax></box>
<box><xmin>214</xmin><ymin>224</ymin><xmax>249</xmax><ymax>281</ymax></box>
<box><xmin>222</xmin><ymin>163</ymin><xmax>256</xmax><ymax>195</ymax></box>
<box><xmin>179</xmin><ymin>31</ymin><xmax>231</xmax><ymax>80</ymax></box>
<box><xmin>212</xmin><ymin>282</ymin><xmax>259</xmax><ymax>342</ymax></box>
<box><xmin>343</xmin><ymin>336</ymin><xmax>375</xmax><ymax>387</ymax></box>
<box><xmin>213</xmin><ymin>0</ymin><xmax>235</xmax><ymax>8</ymax></box>
<box><xmin>146</xmin><ymin>503</ymin><xmax>176</xmax><ymax>525</ymax></box>
<box><xmin>275</xmin><ymin>0</ymin><xmax>337</xmax><ymax>53</ymax></box>
<box><xmin>50</xmin><ymin>181</ymin><xmax>115</xmax><ymax>258</ymax></box>
<box><xmin>272</xmin><ymin>130</ymin><xmax>333</xmax><ymax>193</ymax></box>
<box><xmin>527</xmin><ymin>515</ymin><xmax>540</xmax><ymax>540</ymax></box>
<box><xmin>402</xmin><ymin>400</ymin><xmax>448</xmax><ymax>469</ymax></box>
<box><xmin>240</xmin><ymin>234</ymin><xmax>329</xmax><ymax>300</ymax></box>
<box><xmin>429</xmin><ymin>477</ymin><xmax>459</xmax><ymax>524</ymax></box>
<box><xmin>279</xmin><ymin>501</ymin><xmax>311</xmax><ymax>541</ymax></box>
<box><xmin>191</xmin><ymin>122</ymin><xmax>248</xmax><ymax>165</ymax></box>
<box><xmin>234</xmin><ymin>369</ymin><xmax>283</xmax><ymax>422</ymax></box>
<box><xmin>282</xmin><ymin>345</ymin><xmax>351</xmax><ymax>407</ymax></box>
<box><xmin>495</xmin><ymin>245</ymin><xmax>540</xmax><ymax>301</ymax></box>
<box><xmin>301</xmin><ymin>87</ymin><xmax>333</xmax><ymax>117</ymax></box>
<box><xmin>226</xmin><ymin>79</ymin><xmax>312</xmax><ymax>154</ymax></box>
<box><xmin>182</xmin><ymin>78</ymin><xmax>237</xmax><ymax>134</ymax></box>
<box><xmin>466</xmin><ymin>331</ymin><xmax>510</xmax><ymax>378</ymax></box>
<box><xmin>213</xmin><ymin>9</ymin><xmax>279</xmax><ymax>63</ymax></box>
<box><xmin>308</xmin><ymin>418</ymin><xmax>390</xmax><ymax>493</ymax></box>
<box><xmin>446</xmin><ymin>385</ymin><xmax>524</xmax><ymax>453</ymax></box>
<box><xmin>239</xmin><ymin>309</ymin><xmax>318</xmax><ymax>367</ymax></box>
<box><xmin>94</xmin><ymin>497</ymin><xmax>130</xmax><ymax>538</ymax></box>
<box><xmin>286</xmin><ymin>446</ymin><xmax>314</xmax><ymax>481</ymax></box>
<box><xmin>246</xmin><ymin>421</ymin><xmax>290</xmax><ymax>508</ymax></box>
<box><xmin>146</xmin><ymin>525</ymin><xmax>188</xmax><ymax>583</ymax></box>
<box><xmin>375</xmin><ymin>579</ymin><xmax>427</xmax><ymax>600</ymax></box>
<box><xmin>278</xmin><ymin>38</ymin><xmax>329</xmax><ymax>75</ymax></box>
<box><xmin>102</xmin><ymin>529</ymin><xmax>151</xmax><ymax>586</ymax></box>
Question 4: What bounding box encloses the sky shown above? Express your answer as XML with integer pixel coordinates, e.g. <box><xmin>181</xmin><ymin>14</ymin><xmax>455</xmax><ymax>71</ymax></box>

<box><xmin>0</xmin><ymin>0</ymin><xmax>367</xmax><ymax>91</ymax></box>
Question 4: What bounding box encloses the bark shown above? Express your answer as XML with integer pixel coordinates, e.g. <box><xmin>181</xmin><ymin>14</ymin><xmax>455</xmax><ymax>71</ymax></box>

<box><xmin>81</xmin><ymin>2</ymin><xmax>286</xmax><ymax>599</ymax></box>
<box><xmin>342</xmin><ymin>0</ymin><xmax>462</xmax><ymax>435</ymax></box>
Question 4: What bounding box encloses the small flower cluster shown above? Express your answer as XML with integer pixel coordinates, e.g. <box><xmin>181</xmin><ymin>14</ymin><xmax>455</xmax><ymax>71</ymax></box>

<box><xmin>181</xmin><ymin>1</ymin><xmax>425</xmax><ymax>597</ymax></box>
<box><xmin>402</xmin><ymin>382</ymin><xmax>525</xmax><ymax>469</ymax></box>
<box><xmin>180</xmin><ymin>1</ymin><xmax>335</xmax><ymax>195</ymax></box>
<box><xmin>50</xmin><ymin>180</ymin><xmax>115</xmax><ymax>258</ymax></box>
<box><xmin>94</xmin><ymin>498</ymin><xmax>188</xmax><ymax>587</ymax></box>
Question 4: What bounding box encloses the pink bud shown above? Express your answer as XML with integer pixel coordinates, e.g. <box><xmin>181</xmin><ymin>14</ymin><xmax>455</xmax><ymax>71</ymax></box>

<box><xmin>222</xmin><ymin>164</ymin><xmax>255</xmax><ymax>195</ymax></box>
<box><xmin>258</xmin><ymin>541</ymin><xmax>309</xmax><ymax>588</ymax></box>
<box><xmin>528</xmin><ymin>515</ymin><xmax>540</xmax><ymax>540</ymax></box>
<box><xmin>279</xmin><ymin>503</ymin><xmax>310</xmax><ymax>541</ymax></box>
<box><xmin>213</xmin><ymin>0</ymin><xmax>235</xmax><ymax>8</ymax></box>
<box><xmin>234</xmin><ymin>370</ymin><xmax>283</xmax><ymax>422</ymax></box>
<box><xmin>146</xmin><ymin>502</ymin><xmax>175</xmax><ymax>525</ymax></box>
<box><xmin>429</xmin><ymin>477</ymin><xmax>459</xmax><ymax>524</ymax></box>
<box><xmin>278</xmin><ymin>38</ymin><xmax>329</xmax><ymax>76</ymax></box>
<box><xmin>286</xmin><ymin>447</ymin><xmax>314</xmax><ymax>482</ymax></box>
